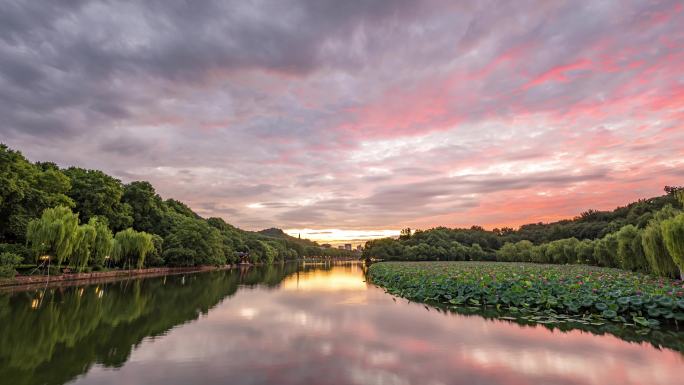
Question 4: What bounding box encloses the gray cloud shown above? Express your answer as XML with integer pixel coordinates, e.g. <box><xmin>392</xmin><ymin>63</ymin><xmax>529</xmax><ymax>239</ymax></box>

<box><xmin>1</xmin><ymin>0</ymin><xmax>682</xmax><ymax>232</ymax></box>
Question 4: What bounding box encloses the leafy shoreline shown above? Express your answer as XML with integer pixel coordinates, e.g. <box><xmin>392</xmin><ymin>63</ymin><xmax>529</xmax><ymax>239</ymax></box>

<box><xmin>0</xmin><ymin>143</ymin><xmax>355</xmax><ymax>277</ymax></box>
<box><xmin>362</xmin><ymin>188</ymin><xmax>684</xmax><ymax>280</ymax></box>
<box><xmin>368</xmin><ymin>262</ymin><xmax>684</xmax><ymax>329</ymax></box>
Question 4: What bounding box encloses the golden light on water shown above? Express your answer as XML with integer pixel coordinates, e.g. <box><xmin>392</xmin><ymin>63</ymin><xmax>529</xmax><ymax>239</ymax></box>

<box><xmin>30</xmin><ymin>299</ymin><xmax>39</xmax><ymax>309</ymax></box>
<box><xmin>281</xmin><ymin>267</ymin><xmax>366</xmax><ymax>291</ymax></box>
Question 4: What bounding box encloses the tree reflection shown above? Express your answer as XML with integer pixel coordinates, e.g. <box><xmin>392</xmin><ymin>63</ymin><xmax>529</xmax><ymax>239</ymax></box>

<box><xmin>0</xmin><ymin>264</ymin><xmax>300</xmax><ymax>385</ymax></box>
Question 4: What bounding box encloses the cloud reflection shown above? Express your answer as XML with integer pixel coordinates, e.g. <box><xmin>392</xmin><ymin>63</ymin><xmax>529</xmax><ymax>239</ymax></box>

<box><xmin>72</xmin><ymin>265</ymin><xmax>683</xmax><ymax>385</ymax></box>
<box><xmin>280</xmin><ymin>265</ymin><xmax>367</xmax><ymax>291</ymax></box>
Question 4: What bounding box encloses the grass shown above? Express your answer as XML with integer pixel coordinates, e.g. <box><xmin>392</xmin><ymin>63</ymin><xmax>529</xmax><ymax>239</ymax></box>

<box><xmin>368</xmin><ymin>261</ymin><xmax>684</xmax><ymax>329</ymax></box>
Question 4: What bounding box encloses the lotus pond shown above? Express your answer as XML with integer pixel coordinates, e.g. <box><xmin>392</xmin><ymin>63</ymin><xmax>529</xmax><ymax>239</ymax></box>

<box><xmin>368</xmin><ymin>262</ymin><xmax>684</xmax><ymax>330</ymax></box>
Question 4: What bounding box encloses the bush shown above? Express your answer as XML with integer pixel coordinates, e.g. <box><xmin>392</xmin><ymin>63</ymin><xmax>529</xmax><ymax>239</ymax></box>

<box><xmin>163</xmin><ymin>247</ymin><xmax>197</xmax><ymax>267</ymax></box>
<box><xmin>0</xmin><ymin>243</ymin><xmax>33</xmax><ymax>262</ymax></box>
<box><xmin>0</xmin><ymin>252</ymin><xmax>23</xmax><ymax>278</ymax></box>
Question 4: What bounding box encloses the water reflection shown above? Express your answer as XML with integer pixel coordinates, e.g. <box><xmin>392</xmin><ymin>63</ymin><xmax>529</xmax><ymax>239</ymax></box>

<box><xmin>281</xmin><ymin>264</ymin><xmax>367</xmax><ymax>291</ymax></box>
<box><xmin>0</xmin><ymin>262</ymin><xmax>681</xmax><ymax>385</ymax></box>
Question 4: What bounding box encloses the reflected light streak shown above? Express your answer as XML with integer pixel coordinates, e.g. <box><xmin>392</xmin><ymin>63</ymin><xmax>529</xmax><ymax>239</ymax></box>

<box><xmin>281</xmin><ymin>270</ymin><xmax>367</xmax><ymax>291</ymax></box>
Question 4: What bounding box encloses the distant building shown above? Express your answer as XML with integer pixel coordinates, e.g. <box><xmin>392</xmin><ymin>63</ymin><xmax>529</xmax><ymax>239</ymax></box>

<box><xmin>321</xmin><ymin>243</ymin><xmax>332</xmax><ymax>248</ymax></box>
<box><xmin>338</xmin><ymin>245</ymin><xmax>345</xmax><ymax>250</ymax></box>
<box><xmin>344</xmin><ymin>244</ymin><xmax>352</xmax><ymax>251</ymax></box>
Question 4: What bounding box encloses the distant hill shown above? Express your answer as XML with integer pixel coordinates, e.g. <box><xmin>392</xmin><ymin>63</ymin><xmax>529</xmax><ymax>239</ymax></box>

<box><xmin>256</xmin><ymin>228</ymin><xmax>319</xmax><ymax>247</ymax></box>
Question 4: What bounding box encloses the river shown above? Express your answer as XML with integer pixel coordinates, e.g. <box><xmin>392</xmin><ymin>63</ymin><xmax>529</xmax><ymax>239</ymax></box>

<box><xmin>0</xmin><ymin>262</ymin><xmax>682</xmax><ymax>385</ymax></box>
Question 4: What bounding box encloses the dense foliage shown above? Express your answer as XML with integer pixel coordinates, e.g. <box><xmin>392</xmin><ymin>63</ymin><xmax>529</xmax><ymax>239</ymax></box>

<box><xmin>364</xmin><ymin>188</ymin><xmax>684</xmax><ymax>279</ymax></box>
<box><xmin>0</xmin><ymin>252</ymin><xmax>21</xmax><ymax>278</ymax></box>
<box><xmin>0</xmin><ymin>144</ymin><xmax>350</xmax><ymax>274</ymax></box>
<box><xmin>369</xmin><ymin>262</ymin><xmax>684</xmax><ymax>329</ymax></box>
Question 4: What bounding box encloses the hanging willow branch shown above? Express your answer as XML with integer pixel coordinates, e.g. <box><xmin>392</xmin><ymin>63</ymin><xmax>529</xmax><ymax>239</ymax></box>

<box><xmin>112</xmin><ymin>228</ymin><xmax>154</xmax><ymax>269</ymax></box>
<box><xmin>89</xmin><ymin>216</ymin><xmax>113</xmax><ymax>268</ymax></box>
<box><xmin>26</xmin><ymin>206</ymin><xmax>79</xmax><ymax>268</ymax></box>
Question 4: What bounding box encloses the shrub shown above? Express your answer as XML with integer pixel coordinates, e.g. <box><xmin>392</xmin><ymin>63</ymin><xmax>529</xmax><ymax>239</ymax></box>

<box><xmin>0</xmin><ymin>252</ymin><xmax>23</xmax><ymax>278</ymax></box>
<box><xmin>0</xmin><ymin>243</ymin><xmax>33</xmax><ymax>263</ymax></box>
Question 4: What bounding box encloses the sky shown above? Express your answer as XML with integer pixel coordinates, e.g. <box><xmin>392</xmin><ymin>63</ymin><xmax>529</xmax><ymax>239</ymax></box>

<box><xmin>1</xmin><ymin>0</ymin><xmax>683</xmax><ymax>242</ymax></box>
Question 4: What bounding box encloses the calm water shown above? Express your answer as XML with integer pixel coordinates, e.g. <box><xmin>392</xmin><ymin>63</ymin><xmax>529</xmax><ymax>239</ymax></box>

<box><xmin>1</xmin><ymin>262</ymin><xmax>682</xmax><ymax>385</ymax></box>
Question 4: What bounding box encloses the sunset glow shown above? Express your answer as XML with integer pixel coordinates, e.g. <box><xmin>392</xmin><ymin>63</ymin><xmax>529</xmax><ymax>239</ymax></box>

<box><xmin>1</xmin><ymin>1</ymin><xmax>683</xmax><ymax>241</ymax></box>
<box><xmin>284</xmin><ymin>229</ymin><xmax>401</xmax><ymax>245</ymax></box>
<box><xmin>280</xmin><ymin>266</ymin><xmax>367</xmax><ymax>291</ymax></box>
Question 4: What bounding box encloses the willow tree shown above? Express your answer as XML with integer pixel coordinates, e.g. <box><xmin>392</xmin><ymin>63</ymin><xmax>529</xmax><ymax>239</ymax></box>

<box><xmin>70</xmin><ymin>224</ymin><xmax>96</xmax><ymax>272</ymax></box>
<box><xmin>661</xmin><ymin>213</ymin><xmax>684</xmax><ymax>280</ymax></box>
<box><xmin>26</xmin><ymin>206</ymin><xmax>79</xmax><ymax>268</ymax></box>
<box><xmin>112</xmin><ymin>228</ymin><xmax>154</xmax><ymax>269</ymax></box>
<box><xmin>89</xmin><ymin>216</ymin><xmax>113</xmax><ymax>268</ymax></box>
<box><xmin>593</xmin><ymin>233</ymin><xmax>619</xmax><ymax>268</ymax></box>
<box><xmin>641</xmin><ymin>206</ymin><xmax>680</xmax><ymax>278</ymax></box>
<box><xmin>616</xmin><ymin>225</ymin><xmax>648</xmax><ymax>272</ymax></box>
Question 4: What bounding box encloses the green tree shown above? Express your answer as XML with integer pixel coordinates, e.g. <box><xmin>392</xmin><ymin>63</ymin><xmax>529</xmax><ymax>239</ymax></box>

<box><xmin>531</xmin><ymin>243</ymin><xmax>550</xmax><ymax>263</ymax></box>
<box><xmin>0</xmin><ymin>145</ymin><xmax>73</xmax><ymax>243</ymax></box>
<box><xmin>145</xmin><ymin>234</ymin><xmax>165</xmax><ymax>266</ymax></box>
<box><xmin>112</xmin><ymin>228</ymin><xmax>154</xmax><ymax>269</ymax></box>
<box><xmin>448</xmin><ymin>241</ymin><xmax>469</xmax><ymax>261</ymax></box>
<box><xmin>593</xmin><ymin>233</ymin><xmax>618</xmax><ymax>267</ymax></box>
<box><xmin>26</xmin><ymin>206</ymin><xmax>80</xmax><ymax>267</ymax></box>
<box><xmin>0</xmin><ymin>252</ymin><xmax>22</xmax><ymax>278</ymax></box>
<box><xmin>642</xmin><ymin>220</ymin><xmax>679</xmax><ymax>278</ymax></box>
<box><xmin>70</xmin><ymin>223</ymin><xmax>97</xmax><ymax>272</ymax></box>
<box><xmin>263</xmin><ymin>242</ymin><xmax>277</xmax><ymax>264</ymax></box>
<box><xmin>660</xmin><ymin>213</ymin><xmax>684</xmax><ymax>280</ymax></box>
<box><xmin>122</xmin><ymin>181</ymin><xmax>165</xmax><ymax>234</ymax></box>
<box><xmin>496</xmin><ymin>241</ymin><xmax>534</xmax><ymax>262</ymax></box>
<box><xmin>206</xmin><ymin>217</ymin><xmax>243</xmax><ymax>264</ymax></box>
<box><xmin>546</xmin><ymin>240</ymin><xmax>566</xmax><ymax>264</ymax></box>
<box><xmin>616</xmin><ymin>225</ymin><xmax>648</xmax><ymax>272</ymax></box>
<box><xmin>496</xmin><ymin>242</ymin><xmax>516</xmax><ymax>262</ymax></box>
<box><xmin>362</xmin><ymin>238</ymin><xmax>406</xmax><ymax>261</ymax></box>
<box><xmin>468</xmin><ymin>243</ymin><xmax>487</xmax><ymax>261</ymax></box>
<box><xmin>575</xmin><ymin>239</ymin><xmax>596</xmax><ymax>265</ymax></box>
<box><xmin>162</xmin><ymin>214</ymin><xmax>225</xmax><ymax>266</ymax></box>
<box><xmin>64</xmin><ymin>168</ymin><xmax>133</xmax><ymax>231</ymax></box>
<box><xmin>399</xmin><ymin>228</ymin><xmax>412</xmax><ymax>241</ymax></box>
<box><xmin>518</xmin><ymin>240</ymin><xmax>535</xmax><ymax>262</ymax></box>
<box><xmin>560</xmin><ymin>238</ymin><xmax>580</xmax><ymax>264</ymax></box>
<box><xmin>89</xmin><ymin>216</ymin><xmax>114</xmax><ymax>268</ymax></box>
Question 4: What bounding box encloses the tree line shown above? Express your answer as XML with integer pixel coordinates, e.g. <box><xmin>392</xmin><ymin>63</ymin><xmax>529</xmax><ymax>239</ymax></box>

<box><xmin>0</xmin><ymin>144</ymin><xmax>352</xmax><ymax>276</ymax></box>
<box><xmin>363</xmin><ymin>188</ymin><xmax>684</xmax><ymax>279</ymax></box>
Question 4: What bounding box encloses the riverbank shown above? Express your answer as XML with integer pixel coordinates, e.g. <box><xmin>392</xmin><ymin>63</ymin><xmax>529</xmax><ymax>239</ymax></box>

<box><xmin>0</xmin><ymin>265</ymin><xmax>238</xmax><ymax>292</ymax></box>
<box><xmin>368</xmin><ymin>261</ymin><xmax>684</xmax><ymax>329</ymax></box>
